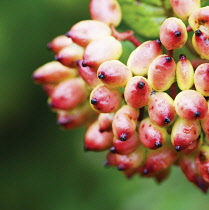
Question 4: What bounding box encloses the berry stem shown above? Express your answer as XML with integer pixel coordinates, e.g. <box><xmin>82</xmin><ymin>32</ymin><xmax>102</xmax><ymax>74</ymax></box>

<box><xmin>110</xmin><ymin>25</ymin><xmax>141</xmax><ymax>47</ymax></box>
<box><xmin>190</xmin><ymin>58</ymin><xmax>208</xmax><ymax>69</ymax></box>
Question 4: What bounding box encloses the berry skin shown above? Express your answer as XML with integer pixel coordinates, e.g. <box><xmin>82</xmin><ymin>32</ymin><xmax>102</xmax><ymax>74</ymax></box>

<box><xmin>188</xmin><ymin>6</ymin><xmax>209</xmax><ymax>31</ymax></box>
<box><xmin>148</xmin><ymin>91</ymin><xmax>176</xmax><ymax>127</ymax></box>
<box><xmin>84</xmin><ymin>121</ymin><xmax>113</xmax><ymax>151</ymax></box>
<box><xmin>98</xmin><ymin>113</ymin><xmax>114</xmax><ymax>132</ymax></box>
<box><xmin>55</xmin><ymin>43</ymin><xmax>84</xmax><ymax>68</ymax></box>
<box><xmin>171</xmin><ymin>117</ymin><xmax>201</xmax><ymax>152</ymax></box>
<box><xmin>124</xmin><ymin>76</ymin><xmax>152</xmax><ymax>109</ymax></box>
<box><xmin>170</xmin><ymin>0</ymin><xmax>200</xmax><ymax>21</ymax></box>
<box><xmin>160</xmin><ymin>17</ymin><xmax>188</xmax><ymax>50</ymax></box>
<box><xmin>196</xmin><ymin>145</ymin><xmax>209</xmax><ymax>183</ymax></box>
<box><xmin>50</xmin><ymin>78</ymin><xmax>89</xmax><ymax>110</ymax></box>
<box><xmin>127</xmin><ymin>40</ymin><xmax>162</xmax><ymax>76</ymax></box>
<box><xmin>138</xmin><ymin>118</ymin><xmax>167</xmax><ymax>149</ymax></box>
<box><xmin>47</xmin><ymin>35</ymin><xmax>72</xmax><ymax>53</ymax></box>
<box><xmin>83</xmin><ymin>36</ymin><xmax>122</xmax><ymax>68</ymax></box>
<box><xmin>174</xmin><ymin>90</ymin><xmax>208</xmax><ymax>121</ymax></box>
<box><xmin>77</xmin><ymin>60</ymin><xmax>101</xmax><ymax>89</ymax></box>
<box><xmin>33</xmin><ymin>61</ymin><xmax>76</xmax><ymax>84</ymax></box>
<box><xmin>176</xmin><ymin>54</ymin><xmax>194</xmax><ymax>91</ymax></box>
<box><xmin>112</xmin><ymin>132</ymin><xmax>140</xmax><ymax>155</ymax></box>
<box><xmin>194</xmin><ymin>63</ymin><xmax>209</xmax><ymax>96</ymax></box>
<box><xmin>66</xmin><ymin>20</ymin><xmax>111</xmax><ymax>47</ymax></box>
<box><xmin>180</xmin><ymin>155</ymin><xmax>209</xmax><ymax>193</ymax></box>
<box><xmin>192</xmin><ymin>29</ymin><xmax>209</xmax><ymax>60</ymax></box>
<box><xmin>148</xmin><ymin>55</ymin><xmax>176</xmax><ymax>91</ymax></box>
<box><xmin>90</xmin><ymin>84</ymin><xmax>122</xmax><ymax>113</ymax></box>
<box><xmin>97</xmin><ymin>60</ymin><xmax>132</xmax><ymax>88</ymax></box>
<box><xmin>201</xmin><ymin>102</ymin><xmax>209</xmax><ymax>140</ymax></box>
<box><xmin>90</xmin><ymin>0</ymin><xmax>122</xmax><ymax>27</ymax></box>
<box><xmin>112</xmin><ymin>105</ymin><xmax>139</xmax><ymax>141</ymax></box>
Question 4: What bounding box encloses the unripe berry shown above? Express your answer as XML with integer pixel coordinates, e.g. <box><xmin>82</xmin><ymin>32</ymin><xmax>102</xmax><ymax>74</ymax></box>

<box><xmin>98</xmin><ymin>113</ymin><xmax>114</xmax><ymax>132</ymax></box>
<box><xmin>196</xmin><ymin>145</ymin><xmax>209</xmax><ymax>182</ymax></box>
<box><xmin>112</xmin><ymin>105</ymin><xmax>139</xmax><ymax>141</ymax></box>
<box><xmin>140</xmin><ymin>143</ymin><xmax>178</xmax><ymax>176</ymax></box>
<box><xmin>160</xmin><ymin>17</ymin><xmax>188</xmax><ymax>50</ymax></box>
<box><xmin>84</xmin><ymin>121</ymin><xmax>113</xmax><ymax>151</ymax></box>
<box><xmin>171</xmin><ymin>117</ymin><xmax>201</xmax><ymax>152</ymax></box>
<box><xmin>48</xmin><ymin>35</ymin><xmax>72</xmax><ymax>53</ymax></box>
<box><xmin>83</xmin><ymin>36</ymin><xmax>122</xmax><ymax>68</ymax></box>
<box><xmin>50</xmin><ymin>78</ymin><xmax>89</xmax><ymax>110</ymax></box>
<box><xmin>194</xmin><ymin>63</ymin><xmax>209</xmax><ymax>96</ymax></box>
<box><xmin>170</xmin><ymin>0</ymin><xmax>200</xmax><ymax>21</ymax></box>
<box><xmin>57</xmin><ymin>103</ymin><xmax>95</xmax><ymax>129</ymax></box>
<box><xmin>188</xmin><ymin>6</ymin><xmax>209</xmax><ymax>31</ymax></box>
<box><xmin>174</xmin><ymin>90</ymin><xmax>208</xmax><ymax>120</ymax></box>
<box><xmin>97</xmin><ymin>60</ymin><xmax>132</xmax><ymax>88</ymax></box>
<box><xmin>90</xmin><ymin>84</ymin><xmax>122</xmax><ymax>113</ymax></box>
<box><xmin>33</xmin><ymin>61</ymin><xmax>76</xmax><ymax>84</ymax></box>
<box><xmin>192</xmin><ymin>29</ymin><xmax>209</xmax><ymax>60</ymax></box>
<box><xmin>148</xmin><ymin>92</ymin><xmax>176</xmax><ymax>127</ymax></box>
<box><xmin>148</xmin><ymin>55</ymin><xmax>176</xmax><ymax>91</ymax></box>
<box><xmin>201</xmin><ymin>102</ymin><xmax>209</xmax><ymax>140</ymax></box>
<box><xmin>127</xmin><ymin>40</ymin><xmax>162</xmax><ymax>76</ymax></box>
<box><xmin>176</xmin><ymin>54</ymin><xmax>194</xmax><ymax>91</ymax></box>
<box><xmin>124</xmin><ymin>76</ymin><xmax>152</xmax><ymax>109</ymax></box>
<box><xmin>66</xmin><ymin>20</ymin><xmax>111</xmax><ymax>47</ymax></box>
<box><xmin>112</xmin><ymin>132</ymin><xmax>140</xmax><ymax>155</ymax></box>
<box><xmin>77</xmin><ymin>60</ymin><xmax>101</xmax><ymax>89</ymax></box>
<box><xmin>90</xmin><ymin>0</ymin><xmax>122</xmax><ymax>27</ymax></box>
<box><xmin>180</xmin><ymin>155</ymin><xmax>209</xmax><ymax>193</ymax></box>
<box><xmin>55</xmin><ymin>43</ymin><xmax>84</xmax><ymax>67</ymax></box>
<box><xmin>138</xmin><ymin>118</ymin><xmax>167</xmax><ymax>149</ymax></box>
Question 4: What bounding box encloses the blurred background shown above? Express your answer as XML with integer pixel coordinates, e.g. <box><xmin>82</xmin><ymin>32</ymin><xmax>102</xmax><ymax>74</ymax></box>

<box><xmin>1</xmin><ymin>0</ymin><xmax>209</xmax><ymax>209</ymax></box>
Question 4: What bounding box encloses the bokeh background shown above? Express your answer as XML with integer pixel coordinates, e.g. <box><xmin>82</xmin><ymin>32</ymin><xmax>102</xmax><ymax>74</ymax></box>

<box><xmin>1</xmin><ymin>0</ymin><xmax>209</xmax><ymax>209</ymax></box>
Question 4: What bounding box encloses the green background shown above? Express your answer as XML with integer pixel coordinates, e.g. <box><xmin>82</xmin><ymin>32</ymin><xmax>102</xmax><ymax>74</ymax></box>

<box><xmin>1</xmin><ymin>0</ymin><xmax>209</xmax><ymax>209</ymax></box>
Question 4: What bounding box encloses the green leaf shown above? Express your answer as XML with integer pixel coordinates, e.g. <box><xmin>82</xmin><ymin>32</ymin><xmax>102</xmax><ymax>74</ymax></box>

<box><xmin>118</xmin><ymin>0</ymin><xmax>171</xmax><ymax>38</ymax></box>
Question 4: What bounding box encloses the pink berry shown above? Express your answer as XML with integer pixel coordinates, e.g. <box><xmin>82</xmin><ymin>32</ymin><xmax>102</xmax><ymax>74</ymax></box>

<box><xmin>98</xmin><ymin>113</ymin><xmax>114</xmax><ymax>132</ymax></box>
<box><xmin>201</xmin><ymin>102</ymin><xmax>209</xmax><ymax>140</ymax></box>
<box><xmin>66</xmin><ymin>20</ymin><xmax>111</xmax><ymax>47</ymax></box>
<box><xmin>124</xmin><ymin>76</ymin><xmax>152</xmax><ymax>109</ymax></box>
<box><xmin>174</xmin><ymin>90</ymin><xmax>208</xmax><ymax>120</ymax></box>
<box><xmin>90</xmin><ymin>84</ymin><xmax>122</xmax><ymax>113</ymax></box>
<box><xmin>148</xmin><ymin>55</ymin><xmax>176</xmax><ymax>91</ymax></box>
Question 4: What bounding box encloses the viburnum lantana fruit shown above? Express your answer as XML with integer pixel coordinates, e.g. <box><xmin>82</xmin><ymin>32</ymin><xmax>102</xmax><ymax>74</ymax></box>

<box><xmin>33</xmin><ymin>0</ymin><xmax>209</xmax><ymax>193</ymax></box>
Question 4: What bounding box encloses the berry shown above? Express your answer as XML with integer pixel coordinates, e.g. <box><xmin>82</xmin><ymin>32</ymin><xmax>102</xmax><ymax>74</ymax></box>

<box><xmin>174</xmin><ymin>90</ymin><xmax>208</xmax><ymax>120</ymax></box>
<box><xmin>90</xmin><ymin>84</ymin><xmax>122</xmax><ymax>113</ymax></box>
<box><xmin>66</xmin><ymin>20</ymin><xmax>111</xmax><ymax>47</ymax></box>
<box><xmin>127</xmin><ymin>40</ymin><xmax>162</xmax><ymax>76</ymax></box>
<box><xmin>98</xmin><ymin>113</ymin><xmax>114</xmax><ymax>132</ymax></box>
<box><xmin>160</xmin><ymin>17</ymin><xmax>188</xmax><ymax>50</ymax></box>
<box><xmin>124</xmin><ymin>76</ymin><xmax>152</xmax><ymax>108</ymax></box>
<box><xmin>90</xmin><ymin>0</ymin><xmax>122</xmax><ymax>26</ymax></box>
<box><xmin>97</xmin><ymin>60</ymin><xmax>132</xmax><ymax>88</ymax></box>
<box><xmin>148</xmin><ymin>55</ymin><xmax>176</xmax><ymax>91</ymax></box>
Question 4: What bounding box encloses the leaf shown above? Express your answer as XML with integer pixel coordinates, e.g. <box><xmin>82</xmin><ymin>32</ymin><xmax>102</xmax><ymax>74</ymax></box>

<box><xmin>118</xmin><ymin>0</ymin><xmax>171</xmax><ymax>38</ymax></box>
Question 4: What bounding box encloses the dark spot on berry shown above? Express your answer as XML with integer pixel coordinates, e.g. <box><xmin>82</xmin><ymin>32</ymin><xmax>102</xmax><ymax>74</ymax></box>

<box><xmin>55</xmin><ymin>55</ymin><xmax>62</xmax><ymax>62</ymax></box>
<box><xmin>118</xmin><ymin>165</ymin><xmax>125</xmax><ymax>171</ymax></box>
<box><xmin>82</xmin><ymin>60</ymin><xmax>88</xmax><ymax>67</ymax></box>
<box><xmin>194</xmin><ymin>130</ymin><xmax>197</xmax><ymax>135</ymax></box>
<box><xmin>98</xmin><ymin>72</ymin><xmax>106</xmax><ymax>79</ymax></box>
<box><xmin>195</xmin><ymin>30</ymin><xmax>202</xmax><ymax>36</ymax></box>
<box><xmin>175</xmin><ymin>145</ymin><xmax>181</xmax><ymax>152</ymax></box>
<box><xmin>119</xmin><ymin>133</ymin><xmax>127</xmax><ymax>141</ymax></box>
<box><xmin>156</xmin><ymin>39</ymin><xmax>161</xmax><ymax>45</ymax></box>
<box><xmin>110</xmin><ymin>146</ymin><xmax>117</xmax><ymax>153</ymax></box>
<box><xmin>137</xmin><ymin>82</ymin><xmax>145</xmax><ymax>89</ymax></box>
<box><xmin>179</xmin><ymin>54</ymin><xmax>186</xmax><ymax>60</ymax></box>
<box><xmin>143</xmin><ymin>168</ymin><xmax>149</xmax><ymax>175</ymax></box>
<box><xmin>165</xmin><ymin>56</ymin><xmax>172</xmax><ymax>62</ymax></box>
<box><xmin>194</xmin><ymin>111</ymin><xmax>201</xmax><ymax>118</ymax></box>
<box><xmin>174</xmin><ymin>31</ymin><xmax>181</xmax><ymax>37</ymax></box>
<box><xmin>164</xmin><ymin>117</ymin><xmax>171</xmax><ymax>124</ymax></box>
<box><xmin>91</xmin><ymin>98</ymin><xmax>98</xmax><ymax>105</ymax></box>
<box><xmin>199</xmin><ymin>19</ymin><xmax>208</xmax><ymax>25</ymax></box>
<box><xmin>155</xmin><ymin>141</ymin><xmax>162</xmax><ymax>148</ymax></box>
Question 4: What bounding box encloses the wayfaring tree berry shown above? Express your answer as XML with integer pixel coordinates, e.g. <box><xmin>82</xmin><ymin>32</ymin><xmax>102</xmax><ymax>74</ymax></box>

<box><xmin>33</xmin><ymin>0</ymin><xmax>209</xmax><ymax>193</ymax></box>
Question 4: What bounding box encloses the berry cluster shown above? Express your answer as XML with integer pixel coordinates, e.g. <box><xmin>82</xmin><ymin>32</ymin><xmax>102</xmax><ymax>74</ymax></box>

<box><xmin>33</xmin><ymin>0</ymin><xmax>209</xmax><ymax>193</ymax></box>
